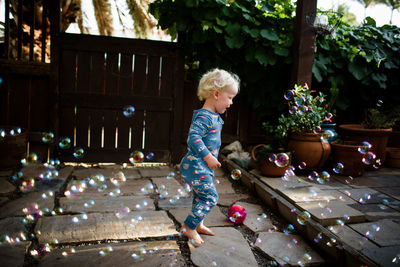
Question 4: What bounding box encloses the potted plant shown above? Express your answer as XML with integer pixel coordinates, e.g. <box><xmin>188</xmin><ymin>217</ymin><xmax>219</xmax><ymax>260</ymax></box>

<box><xmin>338</xmin><ymin>106</ymin><xmax>400</xmax><ymax>166</ymax></box>
<box><xmin>266</xmin><ymin>83</ymin><xmax>332</xmax><ymax>171</ymax></box>
<box><xmin>330</xmin><ymin>139</ymin><xmax>367</xmax><ymax>177</ymax></box>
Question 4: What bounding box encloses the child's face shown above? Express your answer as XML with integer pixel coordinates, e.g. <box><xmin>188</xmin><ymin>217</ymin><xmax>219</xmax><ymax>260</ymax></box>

<box><xmin>214</xmin><ymin>85</ymin><xmax>237</xmax><ymax>114</ymax></box>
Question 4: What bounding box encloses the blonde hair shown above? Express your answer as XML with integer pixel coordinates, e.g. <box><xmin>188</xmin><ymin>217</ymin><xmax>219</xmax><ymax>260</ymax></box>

<box><xmin>197</xmin><ymin>68</ymin><xmax>240</xmax><ymax>101</ymax></box>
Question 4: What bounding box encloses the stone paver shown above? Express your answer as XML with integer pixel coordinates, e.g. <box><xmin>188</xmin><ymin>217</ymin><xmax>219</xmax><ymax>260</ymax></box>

<box><xmin>254</xmin><ymin>232</ymin><xmax>324</xmax><ymax>266</ymax></box>
<box><xmin>327</xmin><ymin>224</ymin><xmax>379</xmax><ymax>251</ymax></box>
<box><xmin>333</xmin><ymin>176</ymin><xmax>385</xmax><ymax>188</ymax></box>
<box><xmin>35</xmin><ymin>211</ymin><xmax>178</xmax><ymax>244</ymax></box>
<box><xmin>348</xmin><ymin>203</ymin><xmax>400</xmax><ymax>221</ymax></box>
<box><xmin>66</xmin><ymin>178</ymin><xmax>153</xmax><ymax>197</ymax></box>
<box><xmin>215</xmin><ymin>176</ymin><xmax>235</xmax><ymax>194</ymax></box>
<box><xmin>20</xmin><ymin>165</ymin><xmax>52</xmax><ymax>179</ymax></box>
<box><xmin>169</xmin><ymin>206</ymin><xmax>231</xmax><ymax>227</ymax></box>
<box><xmin>218</xmin><ymin>193</ymin><xmax>250</xmax><ymax>206</ymax></box>
<box><xmin>158</xmin><ymin>197</ymin><xmax>192</xmax><ymax>209</ymax></box>
<box><xmin>0</xmin><ymin>242</ymin><xmax>31</xmax><ymax>267</ymax></box>
<box><xmin>0</xmin><ymin>217</ymin><xmax>27</xmax><ymax>237</ymax></box>
<box><xmin>0</xmin><ymin>179</ymin><xmax>15</xmax><ymax>193</ymax></box>
<box><xmin>234</xmin><ymin>201</ymin><xmax>274</xmax><ymax>232</ymax></box>
<box><xmin>0</xmin><ymin>192</ymin><xmax>54</xmax><ymax>218</ymax></box>
<box><xmin>260</xmin><ymin>176</ymin><xmax>311</xmax><ymax>191</ymax></box>
<box><xmin>60</xmin><ymin>195</ymin><xmax>155</xmax><ymax>213</ymax></box>
<box><xmin>190</xmin><ymin>227</ymin><xmax>258</xmax><ymax>267</ymax></box>
<box><xmin>339</xmin><ymin>188</ymin><xmax>394</xmax><ymax>204</ymax></box>
<box><xmin>118</xmin><ymin>168</ymin><xmax>141</xmax><ymax>179</ymax></box>
<box><xmin>280</xmin><ymin>186</ymin><xmax>354</xmax><ymax>204</ymax></box>
<box><xmin>151</xmin><ymin>177</ymin><xmax>183</xmax><ymax>197</ymax></box>
<box><xmin>296</xmin><ymin>201</ymin><xmax>365</xmax><ymax>226</ymax></box>
<box><xmin>349</xmin><ymin>219</ymin><xmax>400</xmax><ymax>247</ymax></box>
<box><xmin>0</xmin><ymin>197</ymin><xmax>8</xmax><ymax>205</ymax></box>
<box><xmin>139</xmin><ymin>166</ymin><xmax>173</xmax><ymax>178</ymax></box>
<box><xmin>32</xmin><ymin>178</ymin><xmax>66</xmax><ymax>193</ymax></box>
<box><xmin>0</xmin><ymin>170</ymin><xmax>13</xmax><ymax>177</ymax></box>
<box><xmin>57</xmin><ymin>166</ymin><xmax>74</xmax><ymax>179</ymax></box>
<box><xmin>375</xmin><ymin>187</ymin><xmax>400</xmax><ymax>201</ymax></box>
<box><xmin>39</xmin><ymin>241</ymin><xmax>185</xmax><ymax>267</ymax></box>
<box><xmin>362</xmin><ymin>245</ymin><xmax>400</xmax><ymax>267</ymax></box>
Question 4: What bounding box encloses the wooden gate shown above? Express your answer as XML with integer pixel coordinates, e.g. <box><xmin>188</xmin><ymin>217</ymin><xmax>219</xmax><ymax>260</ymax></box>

<box><xmin>57</xmin><ymin>33</ymin><xmax>184</xmax><ymax>163</ymax></box>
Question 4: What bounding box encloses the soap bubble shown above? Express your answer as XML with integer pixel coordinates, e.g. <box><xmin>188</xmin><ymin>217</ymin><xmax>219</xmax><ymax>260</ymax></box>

<box><xmin>268</xmin><ymin>154</ymin><xmax>277</xmax><ymax>162</ymax></box>
<box><xmin>294</xmin><ymin>96</ymin><xmax>306</xmax><ymax>106</ymax></box>
<box><xmin>297</xmin><ymin>211</ymin><xmax>311</xmax><ymax>226</ymax></box>
<box><xmin>73</xmin><ymin>147</ymin><xmax>84</xmax><ymax>159</ymax></box>
<box><xmin>146</xmin><ymin>152</ymin><xmax>154</xmax><ymax>160</ymax></box>
<box><xmin>333</xmin><ymin>163</ymin><xmax>344</xmax><ymax>174</ymax></box>
<box><xmin>373</xmin><ymin>159</ymin><xmax>381</xmax><ymax>169</ymax></box>
<box><xmin>358</xmin><ymin>141</ymin><xmax>372</xmax><ymax>154</ymax></box>
<box><xmin>111</xmin><ymin>171</ymin><xmax>126</xmax><ymax>186</ymax></box>
<box><xmin>20</xmin><ymin>178</ymin><xmax>35</xmax><ymax>193</ymax></box>
<box><xmin>9</xmin><ymin>127</ymin><xmax>22</xmax><ymax>136</ymax></box>
<box><xmin>362</xmin><ymin>152</ymin><xmax>376</xmax><ymax>165</ymax></box>
<box><xmin>257</xmin><ymin>213</ymin><xmax>268</xmax><ymax>222</ymax></box>
<box><xmin>58</xmin><ymin>137</ymin><xmax>71</xmax><ymax>149</ymax></box>
<box><xmin>376</xmin><ymin>99</ymin><xmax>383</xmax><ymax>107</ymax></box>
<box><xmin>308</xmin><ymin>171</ymin><xmax>319</xmax><ymax>181</ymax></box>
<box><xmin>284</xmin><ymin>90</ymin><xmax>294</xmax><ymax>100</ymax></box>
<box><xmin>321</xmin><ymin>130</ymin><xmax>334</xmax><ymax>143</ymax></box>
<box><xmin>84</xmin><ymin>200</ymin><xmax>95</xmax><ymax>208</ymax></box>
<box><xmin>298</xmin><ymin>162</ymin><xmax>307</xmax><ymax>169</ymax></box>
<box><xmin>317</xmin><ymin>171</ymin><xmax>330</xmax><ymax>184</ymax></box>
<box><xmin>230</xmin><ymin>169</ymin><xmax>242</xmax><ymax>180</ymax></box>
<box><xmin>21</xmin><ymin>153</ymin><xmax>38</xmax><ymax>166</ymax></box>
<box><xmin>123</xmin><ymin>105</ymin><xmax>135</xmax><ymax>117</ymax></box>
<box><xmin>42</xmin><ymin>132</ymin><xmax>54</xmax><ymax>144</ymax></box>
<box><xmin>166</xmin><ymin>172</ymin><xmax>175</xmax><ymax>180</ymax></box>
<box><xmin>65</xmin><ymin>180</ymin><xmax>87</xmax><ymax>198</ymax></box>
<box><xmin>129</xmin><ymin>151</ymin><xmax>144</xmax><ymax>163</ymax></box>
<box><xmin>109</xmin><ymin>188</ymin><xmax>121</xmax><ymax>197</ymax></box>
<box><xmin>289</xmin><ymin>106</ymin><xmax>298</xmax><ymax>114</ymax></box>
<box><xmin>116</xmin><ymin>207</ymin><xmax>130</xmax><ymax>219</ymax></box>
<box><xmin>99</xmin><ymin>245</ymin><xmax>113</xmax><ymax>256</ymax></box>
<box><xmin>274</xmin><ymin>153</ymin><xmax>290</xmax><ymax>167</ymax></box>
<box><xmin>283</xmin><ymin>224</ymin><xmax>295</xmax><ymax>235</ymax></box>
<box><xmin>140</xmin><ymin>182</ymin><xmax>154</xmax><ymax>194</ymax></box>
<box><xmin>313</xmin><ymin>126</ymin><xmax>322</xmax><ymax>133</ymax></box>
<box><xmin>313</xmin><ymin>232</ymin><xmax>323</xmax><ymax>243</ymax></box>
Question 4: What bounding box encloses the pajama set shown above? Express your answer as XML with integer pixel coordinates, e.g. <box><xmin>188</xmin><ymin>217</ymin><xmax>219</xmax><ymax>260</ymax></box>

<box><xmin>180</xmin><ymin>108</ymin><xmax>224</xmax><ymax>230</ymax></box>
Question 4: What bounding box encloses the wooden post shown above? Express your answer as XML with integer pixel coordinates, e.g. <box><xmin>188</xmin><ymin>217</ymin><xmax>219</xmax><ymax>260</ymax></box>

<box><xmin>290</xmin><ymin>0</ymin><xmax>317</xmax><ymax>88</ymax></box>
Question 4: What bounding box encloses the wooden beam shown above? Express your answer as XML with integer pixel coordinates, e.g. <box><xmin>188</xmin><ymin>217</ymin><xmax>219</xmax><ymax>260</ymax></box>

<box><xmin>290</xmin><ymin>0</ymin><xmax>317</xmax><ymax>88</ymax></box>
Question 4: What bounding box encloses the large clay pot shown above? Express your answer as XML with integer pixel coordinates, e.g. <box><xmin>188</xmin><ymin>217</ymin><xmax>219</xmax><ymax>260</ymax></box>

<box><xmin>331</xmin><ymin>141</ymin><xmax>366</xmax><ymax>177</ymax></box>
<box><xmin>0</xmin><ymin>126</ymin><xmax>27</xmax><ymax>169</ymax></box>
<box><xmin>251</xmin><ymin>144</ymin><xmax>292</xmax><ymax>177</ymax></box>
<box><xmin>338</xmin><ymin>124</ymin><xmax>392</xmax><ymax>164</ymax></box>
<box><xmin>287</xmin><ymin>133</ymin><xmax>331</xmax><ymax>171</ymax></box>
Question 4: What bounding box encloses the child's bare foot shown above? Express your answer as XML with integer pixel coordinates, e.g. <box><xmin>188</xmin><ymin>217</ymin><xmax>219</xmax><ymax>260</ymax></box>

<box><xmin>180</xmin><ymin>225</ymin><xmax>204</xmax><ymax>245</ymax></box>
<box><xmin>196</xmin><ymin>223</ymin><xmax>214</xmax><ymax>236</ymax></box>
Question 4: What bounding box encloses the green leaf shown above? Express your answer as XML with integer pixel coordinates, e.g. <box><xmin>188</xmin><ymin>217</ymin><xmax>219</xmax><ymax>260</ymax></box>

<box><xmin>213</xmin><ymin>26</ymin><xmax>223</xmax><ymax>33</ymax></box>
<box><xmin>216</xmin><ymin>17</ymin><xmax>227</xmax><ymax>27</ymax></box>
<box><xmin>260</xmin><ymin>29</ymin><xmax>279</xmax><ymax>41</ymax></box>
<box><xmin>273</xmin><ymin>46</ymin><xmax>289</xmax><ymax>57</ymax></box>
<box><xmin>224</xmin><ymin>34</ymin><xmax>244</xmax><ymax>49</ymax></box>
<box><xmin>225</xmin><ymin>23</ymin><xmax>241</xmax><ymax>36</ymax></box>
<box><xmin>348</xmin><ymin>60</ymin><xmax>370</xmax><ymax>80</ymax></box>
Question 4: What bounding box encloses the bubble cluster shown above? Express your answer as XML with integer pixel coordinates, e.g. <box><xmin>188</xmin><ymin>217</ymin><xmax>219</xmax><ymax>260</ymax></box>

<box><xmin>129</xmin><ymin>151</ymin><xmax>144</xmax><ymax>164</ymax></box>
<box><xmin>123</xmin><ymin>105</ymin><xmax>135</xmax><ymax>117</ymax></box>
<box><xmin>230</xmin><ymin>169</ymin><xmax>242</xmax><ymax>180</ymax></box>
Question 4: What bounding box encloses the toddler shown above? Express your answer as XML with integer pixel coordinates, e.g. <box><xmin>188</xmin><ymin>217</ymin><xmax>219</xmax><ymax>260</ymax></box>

<box><xmin>180</xmin><ymin>68</ymin><xmax>240</xmax><ymax>245</ymax></box>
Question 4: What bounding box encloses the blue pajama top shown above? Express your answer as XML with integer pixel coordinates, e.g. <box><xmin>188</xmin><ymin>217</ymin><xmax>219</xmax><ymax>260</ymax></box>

<box><xmin>180</xmin><ymin>109</ymin><xmax>224</xmax><ymax>180</ymax></box>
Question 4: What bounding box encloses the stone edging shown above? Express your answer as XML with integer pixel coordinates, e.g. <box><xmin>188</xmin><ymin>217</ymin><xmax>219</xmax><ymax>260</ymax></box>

<box><xmin>219</xmin><ymin>154</ymin><xmax>379</xmax><ymax>267</ymax></box>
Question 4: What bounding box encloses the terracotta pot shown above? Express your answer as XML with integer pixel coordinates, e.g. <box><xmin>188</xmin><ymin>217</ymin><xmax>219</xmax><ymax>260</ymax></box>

<box><xmin>388</xmin><ymin>130</ymin><xmax>400</xmax><ymax>148</ymax></box>
<box><xmin>331</xmin><ymin>141</ymin><xmax>366</xmax><ymax>177</ymax></box>
<box><xmin>287</xmin><ymin>133</ymin><xmax>331</xmax><ymax>171</ymax></box>
<box><xmin>386</xmin><ymin>147</ymin><xmax>400</xmax><ymax>168</ymax></box>
<box><xmin>338</xmin><ymin>124</ymin><xmax>392</xmax><ymax>164</ymax></box>
<box><xmin>251</xmin><ymin>144</ymin><xmax>291</xmax><ymax>177</ymax></box>
<box><xmin>0</xmin><ymin>126</ymin><xmax>28</xmax><ymax>169</ymax></box>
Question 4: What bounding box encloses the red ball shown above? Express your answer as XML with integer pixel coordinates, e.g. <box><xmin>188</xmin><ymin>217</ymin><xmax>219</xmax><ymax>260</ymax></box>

<box><xmin>228</xmin><ymin>205</ymin><xmax>247</xmax><ymax>224</ymax></box>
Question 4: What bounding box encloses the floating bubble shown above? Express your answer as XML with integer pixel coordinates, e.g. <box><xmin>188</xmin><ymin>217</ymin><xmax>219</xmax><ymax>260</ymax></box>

<box><xmin>84</xmin><ymin>199</ymin><xmax>95</xmax><ymax>208</ymax></box>
<box><xmin>129</xmin><ymin>151</ymin><xmax>144</xmax><ymax>163</ymax></box>
<box><xmin>321</xmin><ymin>130</ymin><xmax>334</xmax><ymax>143</ymax></box>
<box><xmin>0</xmin><ymin>77</ymin><xmax>2</xmax><ymax>84</ymax></box>
<box><xmin>20</xmin><ymin>178</ymin><xmax>35</xmax><ymax>193</ymax></box>
<box><xmin>99</xmin><ymin>245</ymin><xmax>113</xmax><ymax>257</ymax></box>
<box><xmin>326</xmin><ymin>237</ymin><xmax>336</xmax><ymax>247</ymax></box>
<box><xmin>274</xmin><ymin>153</ymin><xmax>290</xmax><ymax>167</ymax></box>
<box><xmin>22</xmin><ymin>203</ymin><xmax>43</xmax><ymax>221</ymax></box>
<box><xmin>109</xmin><ymin>188</ymin><xmax>121</xmax><ymax>197</ymax></box>
<box><xmin>21</xmin><ymin>153</ymin><xmax>38</xmax><ymax>167</ymax></box>
<box><xmin>333</xmin><ymin>163</ymin><xmax>344</xmax><ymax>174</ymax></box>
<box><xmin>140</xmin><ymin>182</ymin><xmax>154</xmax><ymax>194</ymax></box>
<box><xmin>313</xmin><ymin>232</ymin><xmax>323</xmax><ymax>243</ymax></box>
<box><xmin>73</xmin><ymin>147</ymin><xmax>84</xmax><ymax>159</ymax></box>
<box><xmin>257</xmin><ymin>213</ymin><xmax>268</xmax><ymax>222</ymax></box>
<box><xmin>116</xmin><ymin>207</ymin><xmax>130</xmax><ymax>219</ymax></box>
<box><xmin>111</xmin><ymin>171</ymin><xmax>126</xmax><ymax>186</ymax></box>
<box><xmin>146</xmin><ymin>152</ymin><xmax>154</xmax><ymax>160</ymax></box>
<box><xmin>289</xmin><ymin>106</ymin><xmax>298</xmax><ymax>114</ymax></box>
<box><xmin>65</xmin><ymin>180</ymin><xmax>87</xmax><ymax>198</ymax></box>
<box><xmin>42</xmin><ymin>132</ymin><xmax>54</xmax><ymax>144</ymax></box>
<box><xmin>294</xmin><ymin>96</ymin><xmax>306</xmax><ymax>106</ymax></box>
<box><xmin>283</xmin><ymin>224</ymin><xmax>295</xmax><ymax>235</ymax></box>
<box><xmin>362</xmin><ymin>152</ymin><xmax>376</xmax><ymax>165</ymax></box>
<box><xmin>376</xmin><ymin>99</ymin><xmax>383</xmax><ymax>107</ymax></box>
<box><xmin>373</xmin><ymin>158</ymin><xmax>381</xmax><ymax>169</ymax></box>
<box><xmin>297</xmin><ymin>211</ymin><xmax>311</xmax><ymax>226</ymax></box>
<box><xmin>345</xmin><ymin>176</ymin><xmax>353</xmax><ymax>184</ymax></box>
<box><xmin>313</xmin><ymin>126</ymin><xmax>322</xmax><ymax>133</ymax></box>
<box><xmin>0</xmin><ymin>129</ymin><xmax>6</xmax><ymax>141</ymax></box>
<box><xmin>41</xmin><ymin>191</ymin><xmax>54</xmax><ymax>200</ymax></box>
<box><xmin>317</xmin><ymin>171</ymin><xmax>330</xmax><ymax>184</ymax></box>
<box><xmin>358</xmin><ymin>141</ymin><xmax>372</xmax><ymax>154</ymax></box>
<box><xmin>123</xmin><ymin>105</ymin><xmax>135</xmax><ymax>117</ymax></box>
<box><xmin>284</xmin><ymin>90</ymin><xmax>295</xmax><ymax>100</ymax></box>
<box><xmin>303</xmin><ymin>253</ymin><xmax>312</xmax><ymax>261</ymax></box>
<box><xmin>298</xmin><ymin>162</ymin><xmax>307</xmax><ymax>170</ymax></box>
<box><xmin>89</xmin><ymin>174</ymin><xmax>105</xmax><ymax>187</ymax></box>
<box><xmin>268</xmin><ymin>154</ymin><xmax>277</xmax><ymax>162</ymax></box>
<box><xmin>392</xmin><ymin>253</ymin><xmax>400</xmax><ymax>263</ymax></box>
<box><xmin>38</xmin><ymin>169</ymin><xmax>59</xmax><ymax>181</ymax></box>
<box><xmin>9</xmin><ymin>127</ymin><xmax>22</xmax><ymax>136</ymax></box>
<box><xmin>299</xmin><ymin>105</ymin><xmax>308</xmax><ymax>113</ymax></box>
<box><xmin>308</xmin><ymin>171</ymin><xmax>319</xmax><ymax>181</ymax></box>
<box><xmin>230</xmin><ymin>169</ymin><xmax>242</xmax><ymax>180</ymax></box>
<box><xmin>58</xmin><ymin>137</ymin><xmax>71</xmax><ymax>149</ymax></box>
<box><xmin>166</xmin><ymin>172</ymin><xmax>175</xmax><ymax>180</ymax></box>
<box><xmin>12</xmin><ymin>171</ymin><xmax>23</xmax><ymax>181</ymax></box>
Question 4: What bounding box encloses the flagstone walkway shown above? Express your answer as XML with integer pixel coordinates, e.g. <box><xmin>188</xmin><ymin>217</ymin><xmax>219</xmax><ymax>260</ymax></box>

<box><xmin>0</xmin><ymin>163</ymin><xmax>326</xmax><ymax>266</ymax></box>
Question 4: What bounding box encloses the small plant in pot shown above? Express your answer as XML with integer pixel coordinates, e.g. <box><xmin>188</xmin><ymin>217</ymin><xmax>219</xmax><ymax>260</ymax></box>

<box><xmin>274</xmin><ymin>83</ymin><xmax>333</xmax><ymax>171</ymax></box>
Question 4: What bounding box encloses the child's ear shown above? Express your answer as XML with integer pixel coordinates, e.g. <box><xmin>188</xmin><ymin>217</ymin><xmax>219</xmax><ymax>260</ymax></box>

<box><xmin>213</xmin><ymin>90</ymin><xmax>219</xmax><ymax>99</ymax></box>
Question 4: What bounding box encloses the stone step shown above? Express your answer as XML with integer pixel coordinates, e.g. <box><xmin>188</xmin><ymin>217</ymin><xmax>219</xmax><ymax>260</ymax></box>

<box><xmin>0</xmin><ymin>192</ymin><xmax>54</xmax><ymax>218</ymax></box>
<box><xmin>234</xmin><ymin>201</ymin><xmax>274</xmax><ymax>232</ymax></box>
<box><xmin>34</xmin><ymin>211</ymin><xmax>178</xmax><ymax>244</ymax></box>
<box><xmin>169</xmin><ymin>206</ymin><xmax>230</xmax><ymax>228</ymax></box>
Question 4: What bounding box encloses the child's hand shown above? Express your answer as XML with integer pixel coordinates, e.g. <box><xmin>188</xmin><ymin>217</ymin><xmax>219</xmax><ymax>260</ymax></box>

<box><xmin>203</xmin><ymin>153</ymin><xmax>221</xmax><ymax>169</ymax></box>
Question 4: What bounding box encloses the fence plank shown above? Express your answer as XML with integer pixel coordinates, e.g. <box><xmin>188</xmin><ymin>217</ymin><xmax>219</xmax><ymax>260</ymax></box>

<box><xmin>4</xmin><ymin>0</ymin><xmax>10</xmax><ymax>59</ymax></box>
<box><xmin>103</xmin><ymin>109</ymin><xmax>117</xmax><ymax>150</ymax></box>
<box><xmin>29</xmin><ymin>77</ymin><xmax>50</xmax><ymax>131</ymax></box>
<box><xmin>60</xmin><ymin>50</ymin><xmax>76</xmax><ymax>92</ymax></box>
<box><xmin>77</xmin><ymin>51</ymin><xmax>91</xmax><ymax>93</ymax></box>
<box><xmin>89</xmin><ymin>110</ymin><xmax>103</xmax><ymax>150</ymax></box>
<box><xmin>41</xmin><ymin>0</ymin><xmax>47</xmax><ymax>62</ymax></box>
<box><xmin>17</xmin><ymin>0</ymin><xmax>23</xmax><ymax>59</ymax></box>
<box><xmin>91</xmin><ymin>52</ymin><xmax>105</xmax><ymax>93</ymax></box>
<box><xmin>160</xmin><ymin>56</ymin><xmax>174</xmax><ymax>97</ymax></box>
<box><xmin>7</xmin><ymin>76</ymin><xmax>30</xmax><ymax>128</ymax></box>
<box><xmin>131</xmin><ymin>110</ymin><xmax>144</xmax><ymax>150</ymax></box>
<box><xmin>119</xmin><ymin>53</ymin><xmax>133</xmax><ymax>96</ymax></box>
<box><xmin>145</xmin><ymin>111</ymin><xmax>170</xmax><ymax>150</ymax></box>
<box><xmin>146</xmin><ymin>55</ymin><xmax>160</xmax><ymax>96</ymax></box>
<box><xmin>29</xmin><ymin>0</ymin><xmax>36</xmax><ymax>61</ymax></box>
<box><xmin>116</xmin><ymin>113</ymin><xmax>130</xmax><ymax>150</ymax></box>
<box><xmin>75</xmin><ymin>107</ymin><xmax>90</xmax><ymax>148</ymax></box>
<box><xmin>133</xmin><ymin>54</ymin><xmax>146</xmax><ymax>95</ymax></box>
<box><xmin>59</xmin><ymin>107</ymin><xmax>75</xmax><ymax>147</ymax></box>
<box><xmin>105</xmin><ymin>52</ymin><xmax>119</xmax><ymax>95</ymax></box>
